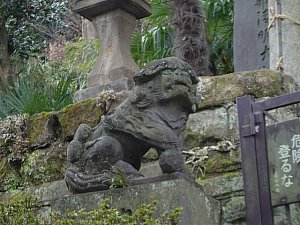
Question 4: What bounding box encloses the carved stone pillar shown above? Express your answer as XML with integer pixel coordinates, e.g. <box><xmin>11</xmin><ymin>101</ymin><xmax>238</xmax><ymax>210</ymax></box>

<box><xmin>71</xmin><ymin>0</ymin><xmax>151</xmax><ymax>101</ymax></box>
<box><xmin>89</xmin><ymin>9</ymin><xmax>138</xmax><ymax>87</ymax></box>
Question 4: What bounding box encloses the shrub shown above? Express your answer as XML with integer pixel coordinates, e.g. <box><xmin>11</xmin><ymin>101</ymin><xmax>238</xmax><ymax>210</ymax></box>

<box><xmin>0</xmin><ymin>196</ymin><xmax>182</xmax><ymax>225</ymax></box>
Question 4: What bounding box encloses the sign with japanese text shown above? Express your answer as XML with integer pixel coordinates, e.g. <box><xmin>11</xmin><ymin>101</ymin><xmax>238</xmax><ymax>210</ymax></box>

<box><xmin>266</xmin><ymin>118</ymin><xmax>300</xmax><ymax>206</ymax></box>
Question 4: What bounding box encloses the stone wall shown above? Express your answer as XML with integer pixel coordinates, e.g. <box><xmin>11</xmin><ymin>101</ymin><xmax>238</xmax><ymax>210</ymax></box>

<box><xmin>1</xmin><ymin>69</ymin><xmax>300</xmax><ymax>224</ymax></box>
<box><xmin>180</xmin><ymin>69</ymin><xmax>299</xmax><ymax>225</ymax></box>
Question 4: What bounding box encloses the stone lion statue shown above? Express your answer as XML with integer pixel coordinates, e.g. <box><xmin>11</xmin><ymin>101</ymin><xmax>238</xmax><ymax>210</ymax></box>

<box><xmin>65</xmin><ymin>57</ymin><xmax>199</xmax><ymax>193</ymax></box>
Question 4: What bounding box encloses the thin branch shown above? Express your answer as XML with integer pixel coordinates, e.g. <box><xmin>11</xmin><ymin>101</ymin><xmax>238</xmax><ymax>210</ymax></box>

<box><xmin>27</xmin><ymin>22</ymin><xmax>59</xmax><ymax>40</ymax></box>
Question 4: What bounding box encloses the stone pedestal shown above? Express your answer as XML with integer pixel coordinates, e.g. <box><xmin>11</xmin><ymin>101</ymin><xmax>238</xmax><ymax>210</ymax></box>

<box><xmin>71</xmin><ymin>0</ymin><xmax>151</xmax><ymax>101</ymax></box>
<box><xmin>35</xmin><ymin>174</ymin><xmax>220</xmax><ymax>225</ymax></box>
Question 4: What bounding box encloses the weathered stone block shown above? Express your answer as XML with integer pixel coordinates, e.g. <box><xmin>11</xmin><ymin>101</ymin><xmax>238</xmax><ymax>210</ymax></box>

<box><xmin>233</xmin><ymin>0</ymin><xmax>269</xmax><ymax>72</ymax></box>
<box><xmin>51</xmin><ymin>175</ymin><xmax>221</xmax><ymax>225</ymax></box>
<box><xmin>56</xmin><ymin>98</ymin><xmax>103</xmax><ymax>140</ymax></box>
<box><xmin>28</xmin><ymin>99</ymin><xmax>103</xmax><ymax>145</ymax></box>
<box><xmin>222</xmin><ymin>196</ymin><xmax>246</xmax><ymax>224</ymax></box>
<box><xmin>20</xmin><ymin>143</ymin><xmax>67</xmax><ymax>186</ymax></box>
<box><xmin>205</xmin><ymin>151</ymin><xmax>241</xmax><ymax>175</ymax></box>
<box><xmin>200</xmin><ymin>70</ymin><xmax>297</xmax><ymax>109</ymax></box>
<box><xmin>269</xmin><ymin>0</ymin><xmax>300</xmax><ymax>85</ymax></box>
<box><xmin>28</xmin><ymin>113</ymin><xmax>59</xmax><ymax>146</ymax></box>
<box><xmin>181</xmin><ymin>106</ymin><xmax>229</xmax><ymax>149</ymax></box>
<box><xmin>139</xmin><ymin>160</ymin><xmax>162</xmax><ymax>177</ymax></box>
<box><xmin>273</xmin><ymin>203</ymin><xmax>300</xmax><ymax>225</ymax></box>
<box><xmin>31</xmin><ymin>180</ymin><xmax>69</xmax><ymax>203</ymax></box>
<box><xmin>200</xmin><ymin>172</ymin><xmax>244</xmax><ymax>200</ymax></box>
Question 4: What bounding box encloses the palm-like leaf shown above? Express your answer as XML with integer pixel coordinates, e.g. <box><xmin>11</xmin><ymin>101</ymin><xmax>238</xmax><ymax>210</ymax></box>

<box><xmin>131</xmin><ymin>0</ymin><xmax>233</xmax><ymax>74</ymax></box>
<box><xmin>0</xmin><ymin>62</ymin><xmax>74</xmax><ymax>119</ymax></box>
<box><xmin>204</xmin><ymin>0</ymin><xmax>234</xmax><ymax>74</ymax></box>
<box><xmin>131</xmin><ymin>0</ymin><xmax>173</xmax><ymax>67</ymax></box>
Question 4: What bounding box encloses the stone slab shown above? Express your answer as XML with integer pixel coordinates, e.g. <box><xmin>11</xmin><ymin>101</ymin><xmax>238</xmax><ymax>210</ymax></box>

<box><xmin>72</xmin><ymin>0</ymin><xmax>151</xmax><ymax>20</ymax></box>
<box><xmin>234</xmin><ymin>0</ymin><xmax>269</xmax><ymax>71</ymax></box>
<box><xmin>74</xmin><ymin>78</ymin><xmax>132</xmax><ymax>102</ymax></box>
<box><xmin>139</xmin><ymin>160</ymin><xmax>163</xmax><ymax>177</ymax></box>
<box><xmin>201</xmin><ymin>172</ymin><xmax>244</xmax><ymax>200</ymax></box>
<box><xmin>199</xmin><ymin>70</ymin><xmax>297</xmax><ymax>110</ymax></box>
<box><xmin>46</xmin><ymin>174</ymin><xmax>220</xmax><ymax>225</ymax></box>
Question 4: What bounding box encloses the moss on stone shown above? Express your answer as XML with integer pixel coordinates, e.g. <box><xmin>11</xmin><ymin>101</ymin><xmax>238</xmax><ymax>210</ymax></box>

<box><xmin>205</xmin><ymin>151</ymin><xmax>241</xmax><ymax>175</ymax></box>
<box><xmin>57</xmin><ymin>98</ymin><xmax>103</xmax><ymax>140</ymax></box>
<box><xmin>20</xmin><ymin>143</ymin><xmax>67</xmax><ymax>186</ymax></box>
<box><xmin>143</xmin><ymin>148</ymin><xmax>159</xmax><ymax>161</ymax></box>
<box><xmin>223</xmin><ymin>196</ymin><xmax>246</xmax><ymax>223</ymax></box>
<box><xmin>200</xmin><ymin>69</ymin><xmax>291</xmax><ymax>109</ymax></box>
<box><xmin>28</xmin><ymin>98</ymin><xmax>104</xmax><ymax>146</ymax></box>
<box><xmin>0</xmin><ymin>158</ymin><xmax>13</xmax><ymax>182</ymax></box>
<box><xmin>28</xmin><ymin>112</ymin><xmax>53</xmax><ymax>145</ymax></box>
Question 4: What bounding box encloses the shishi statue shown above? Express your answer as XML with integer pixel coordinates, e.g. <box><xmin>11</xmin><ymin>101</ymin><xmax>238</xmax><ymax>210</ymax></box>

<box><xmin>65</xmin><ymin>57</ymin><xmax>199</xmax><ymax>193</ymax></box>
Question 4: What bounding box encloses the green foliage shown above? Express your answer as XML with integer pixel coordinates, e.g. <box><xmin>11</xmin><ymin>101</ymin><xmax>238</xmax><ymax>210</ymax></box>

<box><xmin>203</xmin><ymin>0</ymin><xmax>234</xmax><ymax>74</ymax></box>
<box><xmin>1</xmin><ymin>0</ymin><xmax>79</xmax><ymax>57</ymax></box>
<box><xmin>132</xmin><ymin>0</ymin><xmax>233</xmax><ymax>74</ymax></box>
<box><xmin>131</xmin><ymin>0</ymin><xmax>173</xmax><ymax>67</ymax></box>
<box><xmin>0</xmin><ymin>115</ymin><xmax>30</xmax><ymax>191</ymax></box>
<box><xmin>0</xmin><ymin>194</ymin><xmax>41</xmax><ymax>225</ymax></box>
<box><xmin>0</xmin><ymin>38</ymin><xmax>99</xmax><ymax>119</ymax></box>
<box><xmin>109</xmin><ymin>165</ymin><xmax>128</xmax><ymax>189</ymax></box>
<box><xmin>20</xmin><ymin>151</ymin><xmax>51</xmax><ymax>186</ymax></box>
<box><xmin>64</xmin><ymin>38</ymin><xmax>100</xmax><ymax>90</ymax></box>
<box><xmin>0</xmin><ymin>68</ymin><xmax>74</xmax><ymax>118</ymax></box>
<box><xmin>2</xmin><ymin>173</ymin><xmax>23</xmax><ymax>192</ymax></box>
<box><xmin>0</xmin><ymin>196</ymin><xmax>182</xmax><ymax>225</ymax></box>
<box><xmin>0</xmin><ymin>37</ymin><xmax>98</xmax><ymax>122</ymax></box>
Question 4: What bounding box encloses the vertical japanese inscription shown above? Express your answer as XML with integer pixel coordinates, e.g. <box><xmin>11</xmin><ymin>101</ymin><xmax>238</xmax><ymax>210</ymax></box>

<box><xmin>255</xmin><ymin>0</ymin><xmax>269</xmax><ymax>67</ymax></box>
<box><xmin>278</xmin><ymin>144</ymin><xmax>293</xmax><ymax>188</ymax></box>
<box><xmin>267</xmin><ymin>119</ymin><xmax>300</xmax><ymax>206</ymax></box>
<box><xmin>234</xmin><ymin>0</ymin><xmax>270</xmax><ymax>71</ymax></box>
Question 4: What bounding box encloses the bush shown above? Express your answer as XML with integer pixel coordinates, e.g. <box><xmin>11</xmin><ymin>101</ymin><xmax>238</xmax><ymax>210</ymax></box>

<box><xmin>0</xmin><ymin>196</ymin><xmax>182</xmax><ymax>225</ymax></box>
<box><xmin>0</xmin><ymin>73</ymin><xmax>74</xmax><ymax>119</ymax></box>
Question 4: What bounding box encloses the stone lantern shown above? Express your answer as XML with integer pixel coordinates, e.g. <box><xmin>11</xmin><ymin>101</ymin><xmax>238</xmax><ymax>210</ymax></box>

<box><xmin>71</xmin><ymin>0</ymin><xmax>151</xmax><ymax>101</ymax></box>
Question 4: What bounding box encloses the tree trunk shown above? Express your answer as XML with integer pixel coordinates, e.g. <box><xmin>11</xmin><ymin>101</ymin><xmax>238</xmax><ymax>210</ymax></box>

<box><xmin>0</xmin><ymin>23</ymin><xmax>10</xmax><ymax>86</ymax></box>
<box><xmin>169</xmin><ymin>0</ymin><xmax>214</xmax><ymax>76</ymax></box>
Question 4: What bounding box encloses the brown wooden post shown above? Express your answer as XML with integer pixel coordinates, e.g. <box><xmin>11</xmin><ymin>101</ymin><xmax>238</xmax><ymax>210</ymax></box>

<box><xmin>237</xmin><ymin>95</ymin><xmax>263</xmax><ymax>225</ymax></box>
<box><xmin>252</xmin><ymin>112</ymin><xmax>274</xmax><ymax>225</ymax></box>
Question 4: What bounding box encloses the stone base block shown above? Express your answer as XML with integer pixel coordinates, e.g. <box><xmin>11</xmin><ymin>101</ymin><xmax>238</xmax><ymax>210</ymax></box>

<box><xmin>36</xmin><ymin>174</ymin><xmax>221</xmax><ymax>225</ymax></box>
<box><xmin>74</xmin><ymin>78</ymin><xmax>132</xmax><ymax>102</ymax></box>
